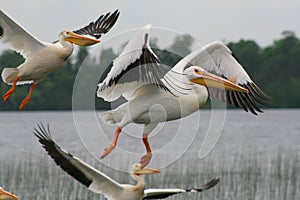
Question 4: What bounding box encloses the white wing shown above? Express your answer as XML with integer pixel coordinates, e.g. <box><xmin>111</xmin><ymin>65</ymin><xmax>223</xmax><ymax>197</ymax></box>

<box><xmin>143</xmin><ymin>178</ymin><xmax>220</xmax><ymax>199</ymax></box>
<box><xmin>97</xmin><ymin>24</ymin><xmax>170</xmax><ymax>102</ymax></box>
<box><xmin>33</xmin><ymin>123</ymin><xmax>123</xmax><ymax>199</ymax></box>
<box><xmin>172</xmin><ymin>41</ymin><xmax>268</xmax><ymax>114</ymax></box>
<box><xmin>173</xmin><ymin>41</ymin><xmax>250</xmax><ymax>83</ymax></box>
<box><xmin>0</xmin><ymin>10</ymin><xmax>45</xmax><ymax>59</ymax></box>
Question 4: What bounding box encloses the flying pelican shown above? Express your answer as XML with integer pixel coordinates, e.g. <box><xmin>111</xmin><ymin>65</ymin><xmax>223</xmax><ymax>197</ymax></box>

<box><xmin>97</xmin><ymin>24</ymin><xmax>268</xmax><ymax>168</ymax></box>
<box><xmin>0</xmin><ymin>9</ymin><xmax>120</xmax><ymax>110</ymax></box>
<box><xmin>33</xmin><ymin>123</ymin><xmax>220</xmax><ymax>200</ymax></box>
<box><xmin>0</xmin><ymin>187</ymin><xmax>19</xmax><ymax>200</ymax></box>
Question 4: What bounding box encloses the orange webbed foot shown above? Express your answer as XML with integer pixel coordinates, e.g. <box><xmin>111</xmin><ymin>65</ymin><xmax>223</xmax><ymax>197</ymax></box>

<box><xmin>19</xmin><ymin>83</ymin><xmax>35</xmax><ymax>110</ymax></box>
<box><xmin>19</xmin><ymin>97</ymin><xmax>30</xmax><ymax>110</ymax></box>
<box><xmin>100</xmin><ymin>127</ymin><xmax>122</xmax><ymax>159</ymax></box>
<box><xmin>100</xmin><ymin>144</ymin><xmax>116</xmax><ymax>159</ymax></box>
<box><xmin>140</xmin><ymin>152</ymin><xmax>152</xmax><ymax>169</ymax></box>
<box><xmin>3</xmin><ymin>90</ymin><xmax>14</xmax><ymax>101</ymax></box>
<box><xmin>3</xmin><ymin>76</ymin><xmax>19</xmax><ymax>102</ymax></box>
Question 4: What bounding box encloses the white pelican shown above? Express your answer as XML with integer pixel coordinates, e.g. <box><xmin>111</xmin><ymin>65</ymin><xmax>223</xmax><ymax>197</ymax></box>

<box><xmin>33</xmin><ymin>123</ymin><xmax>220</xmax><ymax>200</ymax></box>
<box><xmin>0</xmin><ymin>9</ymin><xmax>120</xmax><ymax>110</ymax></box>
<box><xmin>0</xmin><ymin>187</ymin><xmax>19</xmax><ymax>200</ymax></box>
<box><xmin>97</xmin><ymin>24</ymin><xmax>268</xmax><ymax>168</ymax></box>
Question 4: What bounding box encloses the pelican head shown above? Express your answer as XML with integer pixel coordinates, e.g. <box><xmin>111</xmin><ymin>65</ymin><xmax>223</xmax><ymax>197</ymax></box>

<box><xmin>59</xmin><ymin>30</ymin><xmax>100</xmax><ymax>46</ymax></box>
<box><xmin>185</xmin><ymin>66</ymin><xmax>248</xmax><ymax>93</ymax></box>
<box><xmin>131</xmin><ymin>163</ymin><xmax>160</xmax><ymax>176</ymax></box>
<box><xmin>0</xmin><ymin>187</ymin><xmax>19</xmax><ymax>200</ymax></box>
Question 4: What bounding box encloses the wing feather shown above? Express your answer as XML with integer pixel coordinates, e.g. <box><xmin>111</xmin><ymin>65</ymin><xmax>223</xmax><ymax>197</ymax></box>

<box><xmin>33</xmin><ymin>123</ymin><xmax>123</xmax><ymax>198</ymax></box>
<box><xmin>143</xmin><ymin>178</ymin><xmax>220</xmax><ymax>199</ymax></box>
<box><xmin>73</xmin><ymin>9</ymin><xmax>120</xmax><ymax>39</ymax></box>
<box><xmin>0</xmin><ymin>10</ymin><xmax>45</xmax><ymax>59</ymax></box>
<box><xmin>97</xmin><ymin>24</ymin><xmax>170</xmax><ymax>102</ymax></box>
<box><xmin>174</xmin><ymin>41</ymin><xmax>268</xmax><ymax>114</ymax></box>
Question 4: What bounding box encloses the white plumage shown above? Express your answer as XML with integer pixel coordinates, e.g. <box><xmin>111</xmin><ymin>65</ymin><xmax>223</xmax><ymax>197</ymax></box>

<box><xmin>0</xmin><ymin>9</ymin><xmax>119</xmax><ymax>109</ymax></box>
<box><xmin>0</xmin><ymin>11</ymin><xmax>44</xmax><ymax>59</ymax></box>
<box><xmin>98</xmin><ymin>24</ymin><xmax>161</xmax><ymax>102</ymax></box>
<box><xmin>171</xmin><ymin>41</ymin><xmax>251</xmax><ymax>84</ymax></box>
<box><xmin>34</xmin><ymin>123</ymin><xmax>219</xmax><ymax>200</ymax></box>
<box><xmin>96</xmin><ymin>24</ymin><xmax>268</xmax><ymax>168</ymax></box>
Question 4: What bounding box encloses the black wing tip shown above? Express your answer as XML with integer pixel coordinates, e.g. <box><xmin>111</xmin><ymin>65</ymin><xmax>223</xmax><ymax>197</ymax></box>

<box><xmin>101</xmin><ymin>8</ymin><xmax>120</xmax><ymax>16</ymax></box>
<box><xmin>111</xmin><ymin>9</ymin><xmax>120</xmax><ymax>16</ymax></box>
<box><xmin>73</xmin><ymin>9</ymin><xmax>120</xmax><ymax>39</ymax></box>
<box><xmin>99</xmin><ymin>8</ymin><xmax>120</xmax><ymax>31</ymax></box>
<box><xmin>33</xmin><ymin>123</ymin><xmax>93</xmax><ymax>188</ymax></box>
<box><xmin>246</xmin><ymin>82</ymin><xmax>270</xmax><ymax>115</ymax></box>
<box><xmin>33</xmin><ymin>123</ymin><xmax>52</xmax><ymax>143</ymax></box>
<box><xmin>202</xmin><ymin>177</ymin><xmax>220</xmax><ymax>189</ymax></box>
<box><xmin>143</xmin><ymin>178</ymin><xmax>220</xmax><ymax>199</ymax></box>
<box><xmin>33</xmin><ymin>123</ymin><xmax>59</xmax><ymax>158</ymax></box>
<box><xmin>192</xmin><ymin>177</ymin><xmax>220</xmax><ymax>192</ymax></box>
<box><xmin>249</xmin><ymin>82</ymin><xmax>270</xmax><ymax>101</ymax></box>
<box><xmin>0</xmin><ymin>25</ymin><xmax>3</xmax><ymax>37</ymax></box>
<box><xmin>97</xmin><ymin>9</ymin><xmax>120</xmax><ymax>23</ymax></box>
<box><xmin>226</xmin><ymin>82</ymin><xmax>270</xmax><ymax>115</ymax></box>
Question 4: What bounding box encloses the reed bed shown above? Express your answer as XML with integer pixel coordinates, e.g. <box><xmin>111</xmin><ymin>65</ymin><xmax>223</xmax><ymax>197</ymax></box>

<box><xmin>0</xmin><ymin>150</ymin><xmax>299</xmax><ymax>200</ymax></box>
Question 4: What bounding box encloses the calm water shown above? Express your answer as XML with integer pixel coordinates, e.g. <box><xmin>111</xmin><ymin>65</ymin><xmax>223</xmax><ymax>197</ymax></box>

<box><xmin>0</xmin><ymin>109</ymin><xmax>299</xmax><ymax>199</ymax></box>
<box><xmin>1</xmin><ymin>109</ymin><xmax>299</xmax><ymax>164</ymax></box>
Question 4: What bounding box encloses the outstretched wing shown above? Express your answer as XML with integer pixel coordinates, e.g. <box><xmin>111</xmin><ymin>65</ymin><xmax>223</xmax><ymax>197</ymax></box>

<box><xmin>173</xmin><ymin>41</ymin><xmax>268</xmax><ymax>114</ymax></box>
<box><xmin>97</xmin><ymin>24</ymin><xmax>170</xmax><ymax>102</ymax></box>
<box><xmin>143</xmin><ymin>178</ymin><xmax>220</xmax><ymax>199</ymax></box>
<box><xmin>0</xmin><ymin>9</ymin><xmax>45</xmax><ymax>59</ymax></box>
<box><xmin>33</xmin><ymin>123</ymin><xmax>123</xmax><ymax>198</ymax></box>
<box><xmin>73</xmin><ymin>9</ymin><xmax>120</xmax><ymax>39</ymax></box>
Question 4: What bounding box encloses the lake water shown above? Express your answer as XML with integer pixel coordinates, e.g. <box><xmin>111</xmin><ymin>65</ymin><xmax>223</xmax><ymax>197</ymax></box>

<box><xmin>1</xmin><ymin>109</ymin><xmax>299</xmax><ymax>169</ymax></box>
<box><xmin>0</xmin><ymin>109</ymin><xmax>299</xmax><ymax>199</ymax></box>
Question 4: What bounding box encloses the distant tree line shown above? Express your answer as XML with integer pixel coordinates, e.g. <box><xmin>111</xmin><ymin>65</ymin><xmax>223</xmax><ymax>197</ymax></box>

<box><xmin>0</xmin><ymin>31</ymin><xmax>299</xmax><ymax>110</ymax></box>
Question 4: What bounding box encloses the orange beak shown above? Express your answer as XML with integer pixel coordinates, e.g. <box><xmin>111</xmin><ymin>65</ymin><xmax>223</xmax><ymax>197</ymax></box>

<box><xmin>0</xmin><ymin>188</ymin><xmax>19</xmax><ymax>200</ymax></box>
<box><xmin>191</xmin><ymin>71</ymin><xmax>249</xmax><ymax>93</ymax></box>
<box><xmin>65</xmin><ymin>31</ymin><xmax>100</xmax><ymax>46</ymax></box>
<box><xmin>135</xmin><ymin>167</ymin><xmax>161</xmax><ymax>175</ymax></box>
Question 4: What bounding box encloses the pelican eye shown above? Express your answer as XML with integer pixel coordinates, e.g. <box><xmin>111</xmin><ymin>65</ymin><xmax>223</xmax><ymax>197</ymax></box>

<box><xmin>194</xmin><ymin>69</ymin><xmax>200</xmax><ymax>73</ymax></box>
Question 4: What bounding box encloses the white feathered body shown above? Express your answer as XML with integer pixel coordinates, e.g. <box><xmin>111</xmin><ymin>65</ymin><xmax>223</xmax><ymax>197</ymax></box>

<box><xmin>2</xmin><ymin>41</ymin><xmax>73</xmax><ymax>85</ymax></box>
<box><xmin>89</xmin><ymin>181</ymin><xmax>144</xmax><ymax>200</ymax></box>
<box><xmin>98</xmin><ymin>24</ymin><xmax>267</xmax><ymax>139</ymax></box>
<box><xmin>108</xmin><ymin>184</ymin><xmax>144</xmax><ymax>200</ymax></box>
<box><xmin>100</xmin><ymin>83</ymin><xmax>208</xmax><ymax>126</ymax></box>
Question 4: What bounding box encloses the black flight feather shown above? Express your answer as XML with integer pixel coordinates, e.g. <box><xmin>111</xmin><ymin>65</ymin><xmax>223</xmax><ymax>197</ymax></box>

<box><xmin>33</xmin><ymin>123</ymin><xmax>93</xmax><ymax>187</ymax></box>
<box><xmin>74</xmin><ymin>9</ymin><xmax>120</xmax><ymax>39</ymax></box>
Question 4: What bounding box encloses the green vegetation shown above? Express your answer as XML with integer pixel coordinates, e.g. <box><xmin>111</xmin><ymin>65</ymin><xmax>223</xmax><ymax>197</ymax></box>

<box><xmin>1</xmin><ymin>150</ymin><xmax>299</xmax><ymax>199</ymax></box>
<box><xmin>1</xmin><ymin>31</ymin><xmax>300</xmax><ymax>110</ymax></box>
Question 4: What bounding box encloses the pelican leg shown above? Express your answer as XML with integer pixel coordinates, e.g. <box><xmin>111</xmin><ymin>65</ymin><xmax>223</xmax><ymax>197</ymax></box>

<box><xmin>140</xmin><ymin>133</ymin><xmax>152</xmax><ymax>168</ymax></box>
<box><xmin>100</xmin><ymin>127</ymin><xmax>122</xmax><ymax>159</ymax></box>
<box><xmin>3</xmin><ymin>76</ymin><xmax>19</xmax><ymax>101</ymax></box>
<box><xmin>19</xmin><ymin>83</ymin><xmax>35</xmax><ymax>110</ymax></box>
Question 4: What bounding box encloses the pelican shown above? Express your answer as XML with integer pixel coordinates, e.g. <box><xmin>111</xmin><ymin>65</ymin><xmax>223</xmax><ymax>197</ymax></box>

<box><xmin>0</xmin><ymin>9</ymin><xmax>120</xmax><ymax>110</ymax></box>
<box><xmin>97</xmin><ymin>24</ymin><xmax>268</xmax><ymax>168</ymax></box>
<box><xmin>0</xmin><ymin>187</ymin><xmax>19</xmax><ymax>200</ymax></box>
<box><xmin>33</xmin><ymin>123</ymin><xmax>220</xmax><ymax>200</ymax></box>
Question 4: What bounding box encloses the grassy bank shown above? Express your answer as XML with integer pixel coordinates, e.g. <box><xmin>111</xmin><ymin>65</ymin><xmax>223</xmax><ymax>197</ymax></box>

<box><xmin>0</xmin><ymin>150</ymin><xmax>299</xmax><ymax>200</ymax></box>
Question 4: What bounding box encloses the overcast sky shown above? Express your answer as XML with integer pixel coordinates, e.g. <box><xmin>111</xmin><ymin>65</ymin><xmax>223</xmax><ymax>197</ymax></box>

<box><xmin>1</xmin><ymin>0</ymin><xmax>300</xmax><ymax>50</ymax></box>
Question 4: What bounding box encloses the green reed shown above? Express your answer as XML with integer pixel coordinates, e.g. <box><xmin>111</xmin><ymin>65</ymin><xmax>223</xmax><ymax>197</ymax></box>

<box><xmin>0</xmin><ymin>150</ymin><xmax>299</xmax><ymax>200</ymax></box>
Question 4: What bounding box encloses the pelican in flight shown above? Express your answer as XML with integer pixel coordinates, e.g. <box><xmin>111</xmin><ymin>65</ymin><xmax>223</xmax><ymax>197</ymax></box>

<box><xmin>0</xmin><ymin>9</ymin><xmax>120</xmax><ymax>110</ymax></box>
<box><xmin>0</xmin><ymin>187</ymin><xmax>19</xmax><ymax>200</ymax></box>
<box><xmin>34</xmin><ymin>123</ymin><xmax>220</xmax><ymax>200</ymax></box>
<box><xmin>97</xmin><ymin>24</ymin><xmax>268</xmax><ymax>168</ymax></box>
